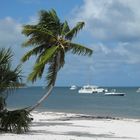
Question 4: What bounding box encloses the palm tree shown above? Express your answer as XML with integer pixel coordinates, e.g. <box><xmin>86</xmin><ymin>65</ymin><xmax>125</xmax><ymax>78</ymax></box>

<box><xmin>21</xmin><ymin>9</ymin><xmax>93</xmax><ymax>111</ymax></box>
<box><xmin>0</xmin><ymin>48</ymin><xmax>21</xmax><ymax>110</ymax></box>
<box><xmin>0</xmin><ymin>48</ymin><xmax>32</xmax><ymax>133</ymax></box>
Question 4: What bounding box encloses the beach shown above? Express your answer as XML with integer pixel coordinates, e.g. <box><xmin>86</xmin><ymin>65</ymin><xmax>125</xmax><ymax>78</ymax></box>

<box><xmin>1</xmin><ymin>111</ymin><xmax>140</xmax><ymax>140</ymax></box>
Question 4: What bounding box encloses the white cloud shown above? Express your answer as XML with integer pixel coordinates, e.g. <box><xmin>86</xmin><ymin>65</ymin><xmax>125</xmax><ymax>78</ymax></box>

<box><xmin>0</xmin><ymin>17</ymin><xmax>23</xmax><ymax>47</ymax></box>
<box><xmin>72</xmin><ymin>0</ymin><xmax>140</xmax><ymax>41</ymax></box>
<box><xmin>0</xmin><ymin>17</ymin><xmax>27</xmax><ymax>67</ymax></box>
<box><xmin>91</xmin><ymin>41</ymin><xmax>140</xmax><ymax>67</ymax></box>
<box><xmin>70</xmin><ymin>0</ymin><xmax>140</xmax><ymax>70</ymax></box>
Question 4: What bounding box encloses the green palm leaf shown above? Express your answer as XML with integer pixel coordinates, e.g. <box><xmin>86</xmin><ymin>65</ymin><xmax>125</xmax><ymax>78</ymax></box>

<box><xmin>22</xmin><ymin>25</ymin><xmax>36</xmax><ymax>36</ymax></box>
<box><xmin>68</xmin><ymin>42</ymin><xmax>93</xmax><ymax>56</ymax></box>
<box><xmin>0</xmin><ymin>48</ymin><xmax>22</xmax><ymax>97</ymax></box>
<box><xmin>38</xmin><ymin>9</ymin><xmax>61</xmax><ymax>35</ymax></box>
<box><xmin>46</xmin><ymin>57</ymin><xmax>58</xmax><ymax>88</ymax></box>
<box><xmin>49</xmin><ymin>9</ymin><xmax>60</xmax><ymax>24</ymax></box>
<box><xmin>21</xmin><ymin>45</ymin><xmax>45</xmax><ymax>62</ymax></box>
<box><xmin>0</xmin><ymin>48</ymin><xmax>12</xmax><ymax>66</ymax></box>
<box><xmin>65</xmin><ymin>22</ymin><xmax>85</xmax><ymax>40</ymax></box>
<box><xmin>22</xmin><ymin>27</ymin><xmax>55</xmax><ymax>39</ymax></box>
<box><xmin>61</xmin><ymin>21</ymin><xmax>70</xmax><ymax>36</ymax></box>
<box><xmin>28</xmin><ymin>45</ymin><xmax>58</xmax><ymax>82</ymax></box>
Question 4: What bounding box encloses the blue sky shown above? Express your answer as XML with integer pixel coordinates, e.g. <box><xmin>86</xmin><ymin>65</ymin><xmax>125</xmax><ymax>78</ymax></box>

<box><xmin>1</xmin><ymin>0</ymin><xmax>140</xmax><ymax>87</ymax></box>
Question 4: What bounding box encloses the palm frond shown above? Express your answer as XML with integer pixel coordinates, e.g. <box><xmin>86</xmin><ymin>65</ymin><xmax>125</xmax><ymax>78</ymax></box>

<box><xmin>22</xmin><ymin>27</ymin><xmax>55</xmax><ymax>39</ymax></box>
<box><xmin>61</xmin><ymin>21</ymin><xmax>70</xmax><ymax>36</ymax></box>
<box><xmin>46</xmin><ymin>57</ymin><xmax>58</xmax><ymax>88</ymax></box>
<box><xmin>38</xmin><ymin>9</ymin><xmax>61</xmax><ymax>35</ymax></box>
<box><xmin>27</xmin><ymin>65</ymin><xmax>45</xmax><ymax>82</ymax></box>
<box><xmin>46</xmin><ymin>50</ymin><xmax>65</xmax><ymax>89</ymax></box>
<box><xmin>0</xmin><ymin>48</ymin><xmax>22</xmax><ymax>94</ymax></box>
<box><xmin>22</xmin><ymin>25</ymin><xmax>37</xmax><ymax>36</ymax></box>
<box><xmin>0</xmin><ymin>64</ymin><xmax>22</xmax><ymax>94</ymax></box>
<box><xmin>68</xmin><ymin>42</ymin><xmax>93</xmax><ymax>56</ymax></box>
<box><xmin>34</xmin><ymin>45</ymin><xmax>58</xmax><ymax>70</ymax></box>
<box><xmin>65</xmin><ymin>22</ymin><xmax>85</xmax><ymax>40</ymax></box>
<box><xmin>21</xmin><ymin>45</ymin><xmax>45</xmax><ymax>62</ymax></box>
<box><xmin>49</xmin><ymin>9</ymin><xmax>60</xmax><ymax>24</ymax></box>
<box><xmin>28</xmin><ymin>46</ymin><xmax>58</xmax><ymax>82</ymax></box>
<box><xmin>0</xmin><ymin>48</ymin><xmax>12</xmax><ymax>67</ymax></box>
<box><xmin>22</xmin><ymin>25</ymin><xmax>58</xmax><ymax>49</ymax></box>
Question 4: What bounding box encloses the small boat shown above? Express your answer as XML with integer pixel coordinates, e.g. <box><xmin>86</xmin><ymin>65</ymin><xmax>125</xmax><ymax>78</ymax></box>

<box><xmin>104</xmin><ymin>89</ymin><xmax>126</xmax><ymax>96</ymax></box>
<box><xmin>70</xmin><ymin>85</ymin><xmax>77</xmax><ymax>90</ymax></box>
<box><xmin>78</xmin><ymin>85</ymin><xmax>108</xmax><ymax>94</ymax></box>
<box><xmin>136</xmin><ymin>88</ymin><xmax>140</xmax><ymax>92</ymax></box>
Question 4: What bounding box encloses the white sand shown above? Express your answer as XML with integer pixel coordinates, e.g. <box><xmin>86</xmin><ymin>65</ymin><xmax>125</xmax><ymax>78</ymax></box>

<box><xmin>1</xmin><ymin>111</ymin><xmax>140</xmax><ymax>140</ymax></box>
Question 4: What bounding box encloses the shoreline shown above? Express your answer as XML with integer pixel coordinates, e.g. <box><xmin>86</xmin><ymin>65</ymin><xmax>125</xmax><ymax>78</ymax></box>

<box><xmin>8</xmin><ymin>107</ymin><xmax>140</xmax><ymax>120</ymax></box>
<box><xmin>33</xmin><ymin>110</ymin><xmax>132</xmax><ymax>121</ymax></box>
<box><xmin>1</xmin><ymin>110</ymin><xmax>140</xmax><ymax>140</ymax></box>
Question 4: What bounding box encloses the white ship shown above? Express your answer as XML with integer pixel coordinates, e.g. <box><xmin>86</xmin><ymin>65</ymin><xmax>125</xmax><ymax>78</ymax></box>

<box><xmin>78</xmin><ymin>85</ymin><xmax>108</xmax><ymax>94</ymax></box>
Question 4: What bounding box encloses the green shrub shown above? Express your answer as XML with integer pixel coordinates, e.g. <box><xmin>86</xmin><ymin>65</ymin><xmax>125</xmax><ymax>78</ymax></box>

<box><xmin>0</xmin><ymin>109</ymin><xmax>32</xmax><ymax>133</ymax></box>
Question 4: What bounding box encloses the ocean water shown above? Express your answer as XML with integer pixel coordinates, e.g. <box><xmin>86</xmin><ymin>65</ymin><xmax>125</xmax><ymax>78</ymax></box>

<box><xmin>6</xmin><ymin>87</ymin><xmax>140</xmax><ymax>119</ymax></box>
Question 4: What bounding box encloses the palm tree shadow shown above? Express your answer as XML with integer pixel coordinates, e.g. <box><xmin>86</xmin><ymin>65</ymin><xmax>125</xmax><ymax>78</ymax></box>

<box><xmin>29</xmin><ymin>129</ymin><xmax>133</xmax><ymax>139</ymax></box>
<box><xmin>29</xmin><ymin>121</ymin><xmax>134</xmax><ymax>139</ymax></box>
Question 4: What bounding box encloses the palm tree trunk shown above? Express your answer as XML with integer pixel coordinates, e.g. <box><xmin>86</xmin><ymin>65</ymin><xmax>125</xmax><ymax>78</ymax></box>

<box><xmin>27</xmin><ymin>85</ymin><xmax>54</xmax><ymax>112</ymax></box>
<box><xmin>27</xmin><ymin>52</ymin><xmax>60</xmax><ymax>112</ymax></box>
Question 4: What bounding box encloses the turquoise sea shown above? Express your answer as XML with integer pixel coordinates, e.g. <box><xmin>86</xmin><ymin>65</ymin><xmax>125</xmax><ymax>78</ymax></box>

<box><xmin>7</xmin><ymin>87</ymin><xmax>140</xmax><ymax>119</ymax></box>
